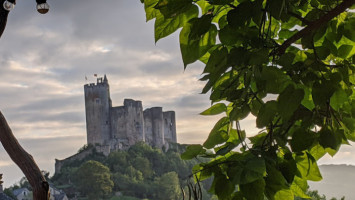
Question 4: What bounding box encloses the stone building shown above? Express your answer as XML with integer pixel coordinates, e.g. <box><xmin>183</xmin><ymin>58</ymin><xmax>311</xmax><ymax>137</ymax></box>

<box><xmin>84</xmin><ymin>75</ymin><xmax>177</xmax><ymax>155</ymax></box>
<box><xmin>55</xmin><ymin>75</ymin><xmax>177</xmax><ymax>174</ymax></box>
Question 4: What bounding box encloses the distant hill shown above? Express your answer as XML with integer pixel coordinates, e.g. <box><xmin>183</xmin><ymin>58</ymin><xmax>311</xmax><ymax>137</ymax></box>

<box><xmin>309</xmin><ymin>164</ymin><xmax>355</xmax><ymax>199</ymax></box>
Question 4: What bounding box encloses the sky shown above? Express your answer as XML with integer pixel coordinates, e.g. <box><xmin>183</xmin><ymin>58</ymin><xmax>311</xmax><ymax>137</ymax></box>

<box><xmin>0</xmin><ymin>0</ymin><xmax>354</xmax><ymax>187</ymax></box>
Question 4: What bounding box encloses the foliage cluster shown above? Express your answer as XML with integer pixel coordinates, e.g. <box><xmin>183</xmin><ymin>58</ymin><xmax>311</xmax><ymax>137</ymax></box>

<box><xmin>51</xmin><ymin>142</ymin><xmax>212</xmax><ymax>200</ymax></box>
<box><xmin>140</xmin><ymin>0</ymin><xmax>355</xmax><ymax>199</ymax></box>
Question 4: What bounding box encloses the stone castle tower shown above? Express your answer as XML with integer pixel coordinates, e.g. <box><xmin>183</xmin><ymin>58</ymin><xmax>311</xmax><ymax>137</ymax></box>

<box><xmin>84</xmin><ymin>75</ymin><xmax>177</xmax><ymax>155</ymax></box>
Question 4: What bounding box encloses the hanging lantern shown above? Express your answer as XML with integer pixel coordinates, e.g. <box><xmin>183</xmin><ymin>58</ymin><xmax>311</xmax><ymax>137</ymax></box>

<box><xmin>36</xmin><ymin>2</ymin><xmax>49</xmax><ymax>14</ymax></box>
<box><xmin>3</xmin><ymin>0</ymin><xmax>15</xmax><ymax>11</ymax></box>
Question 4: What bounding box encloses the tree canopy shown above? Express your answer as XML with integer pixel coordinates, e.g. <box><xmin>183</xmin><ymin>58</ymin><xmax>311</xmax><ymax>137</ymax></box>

<box><xmin>74</xmin><ymin>160</ymin><xmax>114</xmax><ymax>200</ymax></box>
<box><xmin>140</xmin><ymin>0</ymin><xmax>355</xmax><ymax>199</ymax></box>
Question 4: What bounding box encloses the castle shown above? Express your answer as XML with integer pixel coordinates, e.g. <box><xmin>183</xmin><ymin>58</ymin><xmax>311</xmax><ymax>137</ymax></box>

<box><xmin>55</xmin><ymin>75</ymin><xmax>177</xmax><ymax>174</ymax></box>
<box><xmin>84</xmin><ymin>75</ymin><xmax>177</xmax><ymax>155</ymax></box>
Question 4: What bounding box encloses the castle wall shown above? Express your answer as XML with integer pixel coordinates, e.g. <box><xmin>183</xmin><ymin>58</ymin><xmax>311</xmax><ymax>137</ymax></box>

<box><xmin>143</xmin><ymin>109</ymin><xmax>153</xmax><ymax>145</ymax></box>
<box><xmin>163</xmin><ymin>111</ymin><xmax>177</xmax><ymax>143</ymax></box>
<box><xmin>110</xmin><ymin>99</ymin><xmax>144</xmax><ymax>149</ymax></box>
<box><xmin>144</xmin><ymin>107</ymin><xmax>164</xmax><ymax>148</ymax></box>
<box><xmin>83</xmin><ymin>76</ymin><xmax>176</xmax><ymax>153</ymax></box>
<box><xmin>55</xmin><ymin>148</ymin><xmax>94</xmax><ymax>174</ymax></box>
<box><xmin>84</xmin><ymin>79</ymin><xmax>111</xmax><ymax>146</ymax></box>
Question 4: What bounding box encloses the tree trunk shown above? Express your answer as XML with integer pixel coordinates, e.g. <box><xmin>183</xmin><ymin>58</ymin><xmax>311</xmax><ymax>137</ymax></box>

<box><xmin>0</xmin><ymin>112</ymin><xmax>49</xmax><ymax>200</ymax></box>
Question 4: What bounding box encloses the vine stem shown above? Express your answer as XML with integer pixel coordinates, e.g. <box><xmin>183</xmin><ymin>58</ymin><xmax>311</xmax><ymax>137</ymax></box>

<box><xmin>0</xmin><ymin>112</ymin><xmax>49</xmax><ymax>200</ymax></box>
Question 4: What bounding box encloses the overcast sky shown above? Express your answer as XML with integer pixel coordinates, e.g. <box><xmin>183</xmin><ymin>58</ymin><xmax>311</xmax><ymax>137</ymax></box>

<box><xmin>0</xmin><ymin>0</ymin><xmax>354</xmax><ymax>187</ymax></box>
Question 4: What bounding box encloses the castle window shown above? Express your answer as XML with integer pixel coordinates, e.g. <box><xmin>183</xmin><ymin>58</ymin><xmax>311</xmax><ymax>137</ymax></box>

<box><xmin>106</xmin><ymin>121</ymin><xmax>108</xmax><ymax>125</ymax></box>
<box><xmin>95</xmin><ymin>98</ymin><xmax>100</xmax><ymax>104</ymax></box>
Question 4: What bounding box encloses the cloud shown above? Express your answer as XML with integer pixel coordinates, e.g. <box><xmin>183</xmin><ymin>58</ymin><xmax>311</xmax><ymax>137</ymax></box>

<box><xmin>0</xmin><ymin>0</ymin><xmax>354</xmax><ymax>188</ymax></box>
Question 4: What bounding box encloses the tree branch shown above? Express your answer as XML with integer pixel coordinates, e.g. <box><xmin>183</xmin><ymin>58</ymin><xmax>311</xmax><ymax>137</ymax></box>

<box><xmin>277</xmin><ymin>0</ymin><xmax>355</xmax><ymax>55</ymax></box>
<box><xmin>0</xmin><ymin>112</ymin><xmax>49</xmax><ymax>200</ymax></box>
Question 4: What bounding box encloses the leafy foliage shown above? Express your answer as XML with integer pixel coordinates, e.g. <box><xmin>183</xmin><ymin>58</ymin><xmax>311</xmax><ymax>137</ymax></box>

<box><xmin>140</xmin><ymin>0</ymin><xmax>355</xmax><ymax>199</ymax></box>
<box><xmin>74</xmin><ymin>160</ymin><xmax>114</xmax><ymax>200</ymax></box>
<box><xmin>51</xmin><ymin>142</ymin><xmax>212</xmax><ymax>200</ymax></box>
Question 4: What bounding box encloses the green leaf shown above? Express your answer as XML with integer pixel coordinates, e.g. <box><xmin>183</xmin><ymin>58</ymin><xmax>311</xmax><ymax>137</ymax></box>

<box><xmin>227</xmin><ymin>1</ymin><xmax>253</xmax><ymax>28</ymax></box>
<box><xmin>203</xmin><ymin>117</ymin><xmax>230</xmax><ymax>148</ymax></box>
<box><xmin>249</xmin><ymin>48</ymin><xmax>269</xmax><ymax>65</ymax></box>
<box><xmin>228</xmin><ymin>153</ymin><xmax>266</xmax><ymax>185</ymax></box>
<box><xmin>181</xmin><ymin>144</ymin><xmax>205</xmax><ymax>159</ymax></box>
<box><xmin>315</xmin><ymin>46</ymin><xmax>330</xmax><ymax>60</ymax></box>
<box><xmin>278</xmin><ymin>85</ymin><xmax>305</xmax><ymax>121</ymax></box>
<box><xmin>214</xmin><ymin>175</ymin><xmax>235</xmax><ymax>199</ymax></box>
<box><xmin>204</xmin><ymin>46</ymin><xmax>228</xmax><ymax>74</ymax></box>
<box><xmin>330</xmin><ymin>88</ymin><xmax>348</xmax><ymax>110</ymax></box>
<box><xmin>274</xmin><ymin>189</ymin><xmax>294</xmax><ymax>200</ymax></box>
<box><xmin>290</xmin><ymin>176</ymin><xmax>309</xmax><ymax>199</ymax></box>
<box><xmin>323</xmin><ymin>37</ymin><xmax>338</xmax><ymax>55</ymax></box>
<box><xmin>279</xmin><ymin>154</ymin><xmax>298</xmax><ymax>184</ymax></box>
<box><xmin>144</xmin><ymin>0</ymin><xmax>160</xmax><ymax>21</ymax></box>
<box><xmin>312</xmin><ymin>80</ymin><xmax>337</xmax><ymax>106</ymax></box>
<box><xmin>295</xmin><ymin>153</ymin><xmax>322</xmax><ymax>181</ymax></box>
<box><xmin>338</xmin><ymin>44</ymin><xmax>353</xmax><ymax>58</ymax></box>
<box><xmin>200</xmin><ymin>103</ymin><xmax>227</xmax><ymax>115</ymax></box>
<box><xmin>240</xmin><ymin>178</ymin><xmax>265</xmax><ymax>200</ymax></box>
<box><xmin>290</xmin><ymin>129</ymin><xmax>316</xmax><ymax>152</ymax></box>
<box><xmin>219</xmin><ymin>25</ymin><xmax>243</xmax><ymax>46</ymax></box>
<box><xmin>261</xmin><ymin>67</ymin><xmax>291</xmax><ymax>94</ymax></box>
<box><xmin>189</xmin><ymin>14</ymin><xmax>214</xmax><ymax>40</ymax></box>
<box><xmin>300</xmin><ymin>85</ymin><xmax>315</xmax><ymax>111</ymax></box>
<box><xmin>154</xmin><ymin>5</ymin><xmax>198</xmax><ymax>42</ymax></box>
<box><xmin>154</xmin><ymin>0</ymin><xmax>193</xmax><ymax>18</ymax></box>
<box><xmin>229</xmin><ymin>104</ymin><xmax>250</xmax><ymax>121</ymax></box>
<box><xmin>309</xmin><ymin>144</ymin><xmax>326</xmax><ymax>160</ymax></box>
<box><xmin>269</xmin><ymin>0</ymin><xmax>286</xmax><ymax>20</ymax></box>
<box><xmin>265</xmin><ymin>164</ymin><xmax>289</xmax><ymax>200</ymax></box>
<box><xmin>256</xmin><ymin>101</ymin><xmax>278</xmax><ymax>128</ymax></box>
<box><xmin>208</xmin><ymin>0</ymin><xmax>233</xmax><ymax>5</ymax></box>
<box><xmin>319</xmin><ymin>128</ymin><xmax>338</xmax><ymax>150</ymax></box>
<box><xmin>343</xmin><ymin>117</ymin><xmax>355</xmax><ymax>132</ymax></box>
<box><xmin>180</xmin><ymin>21</ymin><xmax>217</xmax><ymax>67</ymax></box>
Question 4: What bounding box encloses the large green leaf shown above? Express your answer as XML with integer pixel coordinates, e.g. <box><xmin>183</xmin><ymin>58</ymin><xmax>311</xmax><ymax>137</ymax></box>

<box><xmin>181</xmin><ymin>144</ymin><xmax>205</xmax><ymax>160</ymax></box>
<box><xmin>260</xmin><ymin>67</ymin><xmax>291</xmax><ymax>94</ymax></box>
<box><xmin>290</xmin><ymin>176</ymin><xmax>309</xmax><ymax>199</ymax></box>
<box><xmin>154</xmin><ymin>5</ymin><xmax>198</xmax><ymax>42</ymax></box>
<box><xmin>256</xmin><ymin>101</ymin><xmax>278</xmax><ymax>128</ymax></box>
<box><xmin>265</xmin><ymin>164</ymin><xmax>289</xmax><ymax>200</ymax></box>
<box><xmin>338</xmin><ymin>44</ymin><xmax>353</xmax><ymax>58</ymax></box>
<box><xmin>208</xmin><ymin>0</ymin><xmax>233</xmax><ymax>5</ymax></box>
<box><xmin>227</xmin><ymin>1</ymin><xmax>253</xmax><ymax>28</ymax></box>
<box><xmin>213</xmin><ymin>175</ymin><xmax>235</xmax><ymax>199</ymax></box>
<box><xmin>154</xmin><ymin>0</ymin><xmax>193</xmax><ymax>18</ymax></box>
<box><xmin>295</xmin><ymin>153</ymin><xmax>322</xmax><ymax>181</ymax></box>
<box><xmin>143</xmin><ymin>0</ymin><xmax>160</xmax><ymax>21</ymax></box>
<box><xmin>200</xmin><ymin>103</ymin><xmax>227</xmax><ymax>115</ymax></box>
<box><xmin>240</xmin><ymin>178</ymin><xmax>265</xmax><ymax>200</ymax></box>
<box><xmin>330</xmin><ymin>88</ymin><xmax>348</xmax><ymax>110</ymax></box>
<box><xmin>290</xmin><ymin>129</ymin><xmax>316</xmax><ymax>152</ymax></box>
<box><xmin>278</xmin><ymin>85</ymin><xmax>305</xmax><ymax>121</ymax></box>
<box><xmin>228</xmin><ymin>153</ymin><xmax>266</xmax><ymax>185</ymax></box>
<box><xmin>180</xmin><ymin>21</ymin><xmax>217</xmax><ymax>67</ymax></box>
<box><xmin>312</xmin><ymin>80</ymin><xmax>338</xmax><ymax>106</ymax></box>
<box><xmin>203</xmin><ymin>117</ymin><xmax>230</xmax><ymax>148</ymax></box>
<box><xmin>319</xmin><ymin>128</ymin><xmax>339</xmax><ymax>150</ymax></box>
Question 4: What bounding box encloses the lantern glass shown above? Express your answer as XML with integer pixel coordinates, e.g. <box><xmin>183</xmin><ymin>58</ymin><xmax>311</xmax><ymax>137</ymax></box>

<box><xmin>37</xmin><ymin>3</ymin><xmax>49</xmax><ymax>14</ymax></box>
<box><xmin>3</xmin><ymin>1</ymin><xmax>15</xmax><ymax>11</ymax></box>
